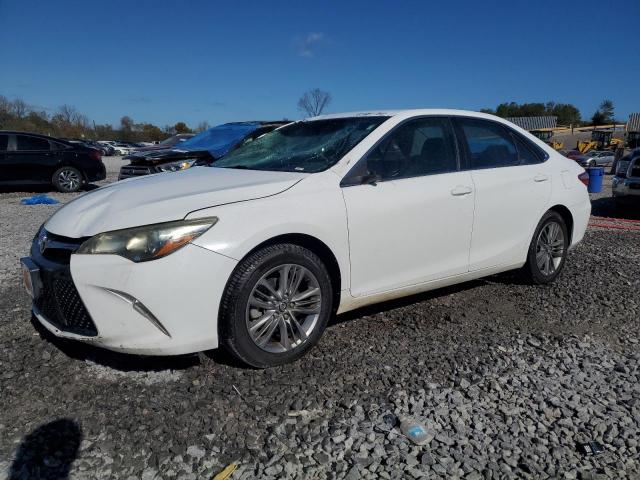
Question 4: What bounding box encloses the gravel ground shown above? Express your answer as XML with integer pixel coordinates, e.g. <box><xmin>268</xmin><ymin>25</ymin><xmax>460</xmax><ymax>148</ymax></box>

<box><xmin>1</xmin><ymin>163</ymin><xmax>639</xmax><ymax>479</ymax></box>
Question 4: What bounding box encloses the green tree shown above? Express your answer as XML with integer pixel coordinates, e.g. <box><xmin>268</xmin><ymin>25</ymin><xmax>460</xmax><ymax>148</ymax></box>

<box><xmin>140</xmin><ymin>123</ymin><xmax>165</xmax><ymax>142</ymax></box>
<box><xmin>482</xmin><ymin>101</ymin><xmax>582</xmax><ymax>125</ymax></box>
<box><xmin>591</xmin><ymin>110</ymin><xmax>606</xmax><ymax>126</ymax></box>
<box><xmin>598</xmin><ymin>99</ymin><xmax>614</xmax><ymax>123</ymax></box>
<box><xmin>173</xmin><ymin>122</ymin><xmax>192</xmax><ymax>134</ymax></box>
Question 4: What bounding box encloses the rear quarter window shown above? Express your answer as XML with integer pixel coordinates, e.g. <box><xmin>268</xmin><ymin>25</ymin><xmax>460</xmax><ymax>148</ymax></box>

<box><xmin>511</xmin><ymin>131</ymin><xmax>547</xmax><ymax>164</ymax></box>
<box><xmin>16</xmin><ymin>135</ymin><xmax>51</xmax><ymax>151</ymax></box>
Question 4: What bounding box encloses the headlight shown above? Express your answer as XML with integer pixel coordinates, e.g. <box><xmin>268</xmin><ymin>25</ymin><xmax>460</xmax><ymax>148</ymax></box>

<box><xmin>77</xmin><ymin>217</ymin><xmax>217</xmax><ymax>262</ymax></box>
<box><xmin>156</xmin><ymin>159</ymin><xmax>196</xmax><ymax>172</ymax></box>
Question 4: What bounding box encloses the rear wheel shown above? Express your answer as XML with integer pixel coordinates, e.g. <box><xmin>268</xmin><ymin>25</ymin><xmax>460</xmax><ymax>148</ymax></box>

<box><xmin>52</xmin><ymin>166</ymin><xmax>83</xmax><ymax>193</ymax></box>
<box><xmin>219</xmin><ymin>243</ymin><xmax>333</xmax><ymax>368</ymax></box>
<box><xmin>521</xmin><ymin>211</ymin><xmax>568</xmax><ymax>284</ymax></box>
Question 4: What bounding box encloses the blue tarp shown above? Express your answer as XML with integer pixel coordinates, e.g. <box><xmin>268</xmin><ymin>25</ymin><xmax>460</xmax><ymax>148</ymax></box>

<box><xmin>178</xmin><ymin>122</ymin><xmax>261</xmax><ymax>158</ymax></box>
<box><xmin>20</xmin><ymin>194</ymin><xmax>60</xmax><ymax>205</ymax></box>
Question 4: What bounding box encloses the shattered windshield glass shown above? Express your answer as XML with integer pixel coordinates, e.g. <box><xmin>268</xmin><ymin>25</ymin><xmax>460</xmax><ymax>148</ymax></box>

<box><xmin>213</xmin><ymin>117</ymin><xmax>388</xmax><ymax>173</ymax></box>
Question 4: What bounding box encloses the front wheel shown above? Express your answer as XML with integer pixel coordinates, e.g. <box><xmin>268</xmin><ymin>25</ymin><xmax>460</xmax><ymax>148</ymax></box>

<box><xmin>219</xmin><ymin>243</ymin><xmax>333</xmax><ymax>368</ymax></box>
<box><xmin>52</xmin><ymin>166</ymin><xmax>83</xmax><ymax>193</ymax></box>
<box><xmin>521</xmin><ymin>211</ymin><xmax>569</xmax><ymax>284</ymax></box>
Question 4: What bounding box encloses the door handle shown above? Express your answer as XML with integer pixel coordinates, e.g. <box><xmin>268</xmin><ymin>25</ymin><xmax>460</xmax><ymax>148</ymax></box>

<box><xmin>450</xmin><ymin>185</ymin><xmax>473</xmax><ymax>196</ymax></box>
<box><xmin>534</xmin><ymin>174</ymin><xmax>549</xmax><ymax>182</ymax></box>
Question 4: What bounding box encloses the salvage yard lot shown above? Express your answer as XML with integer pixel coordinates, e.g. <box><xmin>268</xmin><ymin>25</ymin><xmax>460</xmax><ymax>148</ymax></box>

<box><xmin>1</xmin><ymin>164</ymin><xmax>639</xmax><ymax>479</ymax></box>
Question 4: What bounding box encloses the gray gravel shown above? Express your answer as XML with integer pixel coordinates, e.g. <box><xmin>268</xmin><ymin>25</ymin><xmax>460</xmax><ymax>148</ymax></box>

<box><xmin>1</xmin><ymin>165</ymin><xmax>639</xmax><ymax>479</ymax></box>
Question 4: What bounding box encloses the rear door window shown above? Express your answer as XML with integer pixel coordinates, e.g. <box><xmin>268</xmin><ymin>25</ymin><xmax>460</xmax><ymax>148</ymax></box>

<box><xmin>16</xmin><ymin>135</ymin><xmax>51</xmax><ymax>151</ymax></box>
<box><xmin>0</xmin><ymin>135</ymin><xmax>8</xmax><ymax>151</ymax></box>
<box><xmin>456</xmin><ymin>118</ymin><xmax>519</xmax><ymax>169</ymax></box>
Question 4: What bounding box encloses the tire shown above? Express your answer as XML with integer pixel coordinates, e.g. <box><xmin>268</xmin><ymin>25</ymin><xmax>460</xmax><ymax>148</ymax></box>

<box><xmin>521</xmin><ymin>211</ymin><xmax>569</xmax><ymax>285</ymax></box>
<box><xmin>219</xmin><ymin>243</ymin><xmax>333</xmax><ymax>368</ymax></box>
<box><xmin>52</xmin><ymin>166</ymin><xmax>84</xmax><ymax>193</ymax></box>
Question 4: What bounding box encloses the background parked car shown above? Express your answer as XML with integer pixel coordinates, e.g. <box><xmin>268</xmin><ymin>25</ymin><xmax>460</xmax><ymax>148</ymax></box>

<box><xmin>0</xmin><ymin>131</ymin><xmax>106</xmax><ymax>192</ymax></box>
<box><xmin>119</xmin><ymin>122</ymin><xmax>286</xmax><ymax>179</ymax></box>
<box><xmin>131</xmin><ymin>134</ymin><xmax>195</xmax><ymax>154</ymax></box>
<box><xmin>612</xmin><ymin>148</ymin><xmax>640</xmax><ymax>205</ymax></box>
<box><xmin>65</xmin><ymin>139</ymin><xmax>113</xmax><ymax>156</ymax></box>
<box><xmin>578</xmin><ymin>150</ymin><xmax>615</xmax><ymax>168</ymax></box>
<box><xmin>97</xmin><ymin>141</ymin><xmax>136</xmax><ymax>155</ymax></box>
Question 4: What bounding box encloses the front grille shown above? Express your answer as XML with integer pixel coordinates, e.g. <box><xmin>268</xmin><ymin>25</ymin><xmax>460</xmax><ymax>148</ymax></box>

<box><xmin>32</xmin><ymin>229</ymin><xmax>97</xmax><ymax>337</ymax></box>
<box><xmin>119</xmin><ymin>164</ymin><xmax>154</xmax><ymax>179</ymax></box>
<box><xmin>36</xmin><ymin>270</ymin><xmax>98</xmax><ymax>336</ymax></box>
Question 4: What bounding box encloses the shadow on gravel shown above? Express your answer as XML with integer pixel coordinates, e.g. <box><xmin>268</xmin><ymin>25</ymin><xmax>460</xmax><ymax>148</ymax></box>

<box><xmin>333</xmin><ymin>279</ymin><xmax>485</xmax><ymax>325</ymax></box>
<box><xmin>9</xmin><ymin>419</ymin><xmax>82</xmax><ymax>480</ymax></box>
<box><xmin>31</xmin><ymin>316</ymin><xmax>200</xmax><ymax>372</ymax></box>
<box><xmin>591</xmin><ymin>197</ymin><xmax>640</xmax><ymax>220</ymax></box>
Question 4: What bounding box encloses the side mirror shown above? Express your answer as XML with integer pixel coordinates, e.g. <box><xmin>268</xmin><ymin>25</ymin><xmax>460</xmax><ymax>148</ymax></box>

<box><xmin>361</xmin><ymin>171</ymin><xmax>382</xmax><ymax>186</ymax></box>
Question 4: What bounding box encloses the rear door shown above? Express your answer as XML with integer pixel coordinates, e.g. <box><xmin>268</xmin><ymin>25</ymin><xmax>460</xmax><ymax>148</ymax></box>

<box><xmin>341</xmin><ymin>116</ymin><xmax>475</xmax><ymax>296</ymax></box>
<box><xmin>453</xmin><ymin>117</ymin><xmax>552</xmax><ymax>271</ymax></box>
<box><xmin>7</xmin><ymin>134</ymin><xmax>55</xmax><ymax>182</ymax></box>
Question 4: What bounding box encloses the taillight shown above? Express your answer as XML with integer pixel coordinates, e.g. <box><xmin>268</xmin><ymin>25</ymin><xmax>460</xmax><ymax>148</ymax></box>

<box><xmin>578</xmin><ymin>172</ymin><xmax>589</xmax><ymax>186</ymax></box>
<box><xmin>89</xmin><ymin>149</ymin><xmax>102</xmax><ymax>161</ymax></box>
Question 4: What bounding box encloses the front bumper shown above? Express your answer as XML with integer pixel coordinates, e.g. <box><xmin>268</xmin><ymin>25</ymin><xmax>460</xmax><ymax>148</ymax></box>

<box><xmin>612</xmin><ymin>177</ymin><xmax>640</xmax><ymax>199</ymax></box>
<box><xmin>25</xmin><ymin>232</ymin><xmax>238</xmax><ymax>355</ymax></box>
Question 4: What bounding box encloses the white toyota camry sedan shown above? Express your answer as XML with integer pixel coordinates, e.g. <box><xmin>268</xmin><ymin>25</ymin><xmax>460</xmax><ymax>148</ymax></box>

<box><xmin>21</xmin><ymin>110</ymin><xmax>591</xmax><ymax>367</ymax></box>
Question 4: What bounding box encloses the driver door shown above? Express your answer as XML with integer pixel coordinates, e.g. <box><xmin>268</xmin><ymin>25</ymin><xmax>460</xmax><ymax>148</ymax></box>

<box><xmin>341</xmin><ymin>117</ymin><xmax>475</xmax><ymax>296</ymax></box>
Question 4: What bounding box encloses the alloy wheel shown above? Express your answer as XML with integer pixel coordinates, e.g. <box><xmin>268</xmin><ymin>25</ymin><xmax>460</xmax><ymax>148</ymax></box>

<box><xmin>58</xmin><ymin>168</ymin><xmax>81</xmax><ymax>191</ymax></box>
<box><xmin>535</xmin><ymin>221</ymin><xmax>565</xmax><ymax>277</ymax></box>
<box><xmin>246</xmin><ymin>263</ymin><xmax>322</xmax><ymax>353</ymax></box>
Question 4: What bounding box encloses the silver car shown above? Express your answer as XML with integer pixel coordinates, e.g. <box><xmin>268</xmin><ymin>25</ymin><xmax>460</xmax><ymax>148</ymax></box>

<box><xmin>581</xmin><ymin>150</ymin><xmax>615</xmax><ymax>167</ymax></box>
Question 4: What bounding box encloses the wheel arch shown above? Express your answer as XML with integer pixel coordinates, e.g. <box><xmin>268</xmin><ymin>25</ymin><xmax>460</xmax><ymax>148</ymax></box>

<box><xmin>548</xmin><ymin>204</ymin><xmax>574</xmax><ymax>243</ymax></box>
<box><xmin>236</xmin><ymin>233</ymin><xmax>342</xmax><ymax>313</ymax></box>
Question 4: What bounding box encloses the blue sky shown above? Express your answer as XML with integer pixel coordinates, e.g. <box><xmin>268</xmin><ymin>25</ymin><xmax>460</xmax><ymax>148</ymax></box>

<box><xmin>1</xmin><ymin>0</ymin><xmax>638</xmax><ymax>127</ymax></box>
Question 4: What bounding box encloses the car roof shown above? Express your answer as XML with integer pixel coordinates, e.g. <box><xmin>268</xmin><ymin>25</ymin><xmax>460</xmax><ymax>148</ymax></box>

<box><xmin>0</xmin><ymin>130</ymin><xmax>73</xmax><ymax>145</ymax></box>
<box><xmin>0</xmin><ymin>130</ymin><xmax>58</xmax><ymax>138</ymax></box>
<box><xmin>306</xmin><ymin>109</ymin><xmax>516</xmax><ymax>123</ymax></box>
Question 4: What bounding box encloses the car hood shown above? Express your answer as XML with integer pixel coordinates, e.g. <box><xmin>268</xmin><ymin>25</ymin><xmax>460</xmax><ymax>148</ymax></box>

<box><xmin>126</xmin><ymin>149</ymin><xmax>212</xmax><ymax>164</ymax></box>
<box><xmin>45</xmin><ymin>167</ymin><xmax>306</xmax><ymax>238</ymax></box>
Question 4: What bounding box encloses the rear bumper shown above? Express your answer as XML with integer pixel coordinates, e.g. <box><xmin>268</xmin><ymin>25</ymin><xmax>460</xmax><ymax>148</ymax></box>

<box><xmin>86</xmin><ymin>162</ymin><xmax>106</xmax><ymax>182</ymax></box>
<box><xmin>568</xmin><ymin>198</ymin><xmax>591</xmax><ymax>250</ymax></box>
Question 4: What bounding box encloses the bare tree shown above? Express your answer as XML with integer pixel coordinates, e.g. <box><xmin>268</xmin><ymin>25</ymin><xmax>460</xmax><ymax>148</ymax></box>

<box><xmin>297</xmin><ymin>88</ymin><xmax>332</xmax><ymax>118</ymax></box>
<box><xmin>195</xmin><ymin>121</ymin><xmax>210</xmax><ymax>133</ymax></box>
<box><xmin>11</xmin><ymin>98</ymin><xmax>29</xmax><ymax>118</ymax></box>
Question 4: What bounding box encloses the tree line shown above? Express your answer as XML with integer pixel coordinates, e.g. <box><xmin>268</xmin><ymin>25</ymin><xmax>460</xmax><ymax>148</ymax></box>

<box><xmin>480</xmin><ymin>99</ymin><xmax>617</xmax><ymax>127</ymax></box>
<box><xmin>1</xmin><ymin>92</ymin><xmax>623</xmax><ymax>143</ymax></box>
<box><xmin>0</xmin><ymin>95</ymin><xmax>206</xmax><ymax>142</ymax></box>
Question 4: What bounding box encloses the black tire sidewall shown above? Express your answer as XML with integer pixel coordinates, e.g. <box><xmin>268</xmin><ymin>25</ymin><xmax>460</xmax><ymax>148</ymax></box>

<box><xmin>52</xmin><ymin>166</ymin><xmax>83</xmax><ymax>193</ymax></box>
<box><xmin>220</xmin><ymin>244</ymin><xmax>333</xmax><ymax>368</ymax></box>
<box><xmin>526</xmin><ymin>211</ymin><xmax>569</xmax><ymax>284</ymax></box>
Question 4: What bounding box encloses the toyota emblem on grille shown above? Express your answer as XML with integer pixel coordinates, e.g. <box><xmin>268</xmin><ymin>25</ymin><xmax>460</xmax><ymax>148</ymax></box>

<box><xmin>39</xmin><ymin>232</ymin><xmax>48</xmax><ymax>254</ymax></box>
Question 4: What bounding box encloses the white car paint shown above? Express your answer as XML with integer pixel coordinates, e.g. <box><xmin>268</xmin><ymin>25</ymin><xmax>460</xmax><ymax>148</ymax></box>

<box><xmin>35</xmin><ymin>109</ymin><xmax>590</xmax><ymax>355</ymax></box>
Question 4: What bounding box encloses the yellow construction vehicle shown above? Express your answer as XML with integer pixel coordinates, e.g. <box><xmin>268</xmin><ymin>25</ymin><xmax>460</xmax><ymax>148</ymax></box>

<box><xmin>577</xmin><ymin>129</ymin><xmax>622</xmax><ymax>153</ymax></box>
<box><xmin>531</xmin><ymin>128</ymin><xmax>563</xmax><ymax>150</ymax></box>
